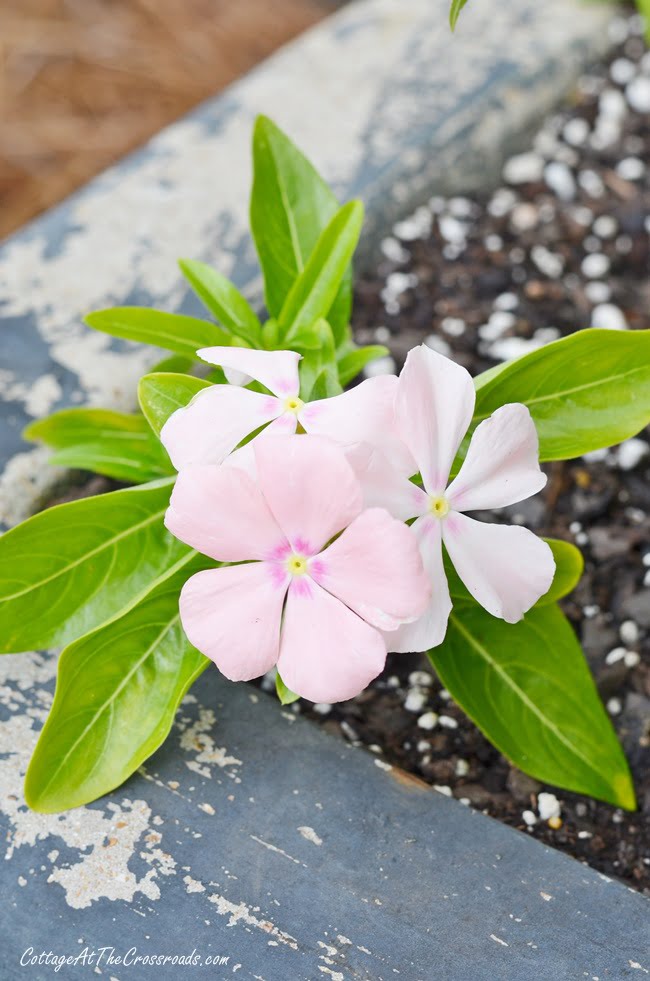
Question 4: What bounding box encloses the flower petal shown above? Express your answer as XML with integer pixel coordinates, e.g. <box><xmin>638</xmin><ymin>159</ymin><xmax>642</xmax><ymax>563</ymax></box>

<box><xmin>442</xmin><ymin>511</ymin><xmax>555</xmax><ymax>622</ymax></box>
<box><xmin>446</xmin><ymin>404</ymin><xmax>547</xmax><ymax>512</ymax></box>
<box><xmin>278</xmin><ymin>578</ymin><xmax>386</xmax><ymax>702</ymax></box>
<box><xmin>160</xmin><ymin>384</ymin><xmax>282</xmax><ymax>470</ymax></box>
<box><xmin>180</xmin><ymin>563</ymin><xmax>286</xmax><ymax>681</ymax></box>
<box><xmin>222</xmin><ymin>412</ymin><xmax>299</xmax><ymax>478</ymax></box>
<box><xmin>300</xmin><ymin>375</ymin><xmax>415</xmax><ymax>476</ymax></box>
<box><xmin>197</xmin><ymin>346</ymin><xmax>301</xmax><ymax>398</ymax></box>
<box><xmin>384</xmin><ymin>515</ymin><xmax>452</xmax><ymax>653</ymax></box>
<box><xmin>344</xmin><ymin>443</ymin><xmax>428</xmax><ymax>521</ymax></box>
<box><xmin>312</xmin><ymin>508</ymin><xmax>430</xmax><ymax>630</ymax></box>
<box><xmin>165</xmin><ymin>464</ymin><xmax>287</xmax><ymax>562</ymax></box>
<box><xmin>395</xmin><ymin>345</ymin><xmax>475</xmax><ymax>494</ymax></box>
<box><xmin>254</xmin><ymin>434</ymin><xmax>363</xmax><ymax>554</ymax></box>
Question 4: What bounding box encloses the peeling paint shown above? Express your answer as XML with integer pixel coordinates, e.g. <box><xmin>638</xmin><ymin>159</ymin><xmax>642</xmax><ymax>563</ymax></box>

<box><xmin>208</xmin><ymin>892</ymin><xmax>299</xmax><ymax>949</ymax></box>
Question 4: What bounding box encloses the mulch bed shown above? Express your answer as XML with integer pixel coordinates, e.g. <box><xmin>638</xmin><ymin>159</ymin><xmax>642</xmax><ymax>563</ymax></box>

<box><xmin>296</xmin><ymin>12</ymin><xmax>650</xmax><ymax>894</ymax></box>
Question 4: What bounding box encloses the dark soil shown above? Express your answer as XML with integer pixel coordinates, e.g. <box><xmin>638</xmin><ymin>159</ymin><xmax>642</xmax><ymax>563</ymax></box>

<box><xmin>299</xmin><ymin>15</ymin><xmax>650</xmax><ymax>894</ymax></box>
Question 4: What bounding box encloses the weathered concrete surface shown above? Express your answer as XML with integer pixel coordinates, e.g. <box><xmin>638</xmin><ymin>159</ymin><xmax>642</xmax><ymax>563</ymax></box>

<box><xmin>2</xmin><ymin>660</ymin><xmax>649</xmax><ymax>981</ymax></box>
<box><xmin>0</xmin><ymin>0</ymin><xmax>613</xmax><ymax>527</ymax></box>
<box><xmin>2</xmin><ymin>0</ymin><xmax>648</xmax><ymax>977</ymax></box>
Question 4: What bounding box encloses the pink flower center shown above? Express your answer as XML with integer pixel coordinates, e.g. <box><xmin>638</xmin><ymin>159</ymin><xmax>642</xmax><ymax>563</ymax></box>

<box><xmin>429</xmin><ymin>494</ymin><xmax>450</xmax><ymax>519</ymax></box>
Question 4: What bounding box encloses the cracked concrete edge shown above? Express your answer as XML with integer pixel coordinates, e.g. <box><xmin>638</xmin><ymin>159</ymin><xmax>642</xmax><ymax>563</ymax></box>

<box><xmin>0</xmin><ymin>0</ymin><xmax>615</xmax><ymax>528</ymax></box>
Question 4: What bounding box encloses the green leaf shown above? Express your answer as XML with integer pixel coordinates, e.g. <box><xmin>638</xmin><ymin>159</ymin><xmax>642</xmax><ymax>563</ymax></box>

<box><xmin>537</xmin><ymin>539</ymin><xmax>584</xmax><ymax>606</ymax></box>
<box><xmin>24</xmin><ymin>408</ymin><xmax>174</xmax><ymax>483</ymax></box>
<box><xmin>449</xmin><ymin>0</ymin><xmax>469</xmax><ymax>29</ymax></box>
<box><xmin>474</xmin><ymin>329</ymin><xmax>650</xmax><ymax>461</ymax></box>
<box><xmin>428</xmin><ymin>602</ymin><xmax>635</xmax><ymax>809</ymax></box>
<box><xmin>275</xmin><ymin>672</ymin><xmax>300</xmax><ymax>706</ymax></box>
<box><xmin>0</xmin><ymin>478</ymin><xmax>193</xmax><ymax>654</ymax></box>
<box><xmin>298</xmin><ymin>319</ymin><xmax>342</xmax><ymax>400</ymax></box>
<box><xmin>337</xmin><ymin>345</ymin><xmax>389</xmax><ymax>386</ymax></box>
<box><xmin>138</xmin><ymin>372</ymin><xmax>211</xmax><ymax>436</ymax></box>
<box><xmin>178</xmin><ymin>259</ymin><xmax>262</xmax><ymax>348</ymax></box>
<box><xmin>85</xmin><ymin>307</ymin><xmax>230</xmax><ymax>359</ymax></box>
<box><xmin>279</xmin><ymin>200</ymin><xmax>363</xmax><ymax>342</ymax></box>
<box><xmin>25</xmin><ymin>559</ymin><xmax>211</xmax><ymax>812</ymax></box>
<box><xmin>250</xmin><ymin>115</ymin><xmax>353</xmax><ymax>343</ymax></box>
<box><xmin>150</xmin><ymin>353</ymin><xmax>196</xmax><ymax>374</ymax></box>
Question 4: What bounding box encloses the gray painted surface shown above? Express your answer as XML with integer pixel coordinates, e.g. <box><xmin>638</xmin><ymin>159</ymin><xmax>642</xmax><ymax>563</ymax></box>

<box><xmin>1</xmin><ymin>0</ymin><xmax>648</xmax><ymax>978</ymax></box>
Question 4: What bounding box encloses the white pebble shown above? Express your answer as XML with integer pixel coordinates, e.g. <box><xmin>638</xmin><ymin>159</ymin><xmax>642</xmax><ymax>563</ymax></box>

<box><xmin>494</xmin><ymin>292</ymin><xmax>519</xmax><ymax>311</ymax></box>
<box><xmin>620</xmin><ymin>619</ymin><xmax>640</xmax><ymax>645</ymax></box>
<box><xmin>572</xmin><ymin>205</ymin><xmax>594</xmax><ymax>226</ymax></box>
<box><xmin>488</xmin><ymin>188</ymin><xmax>517</xmax><ymax>217</ymax></box>
<box><xmin>441</xmin><ymin>316</ymin><xmax>466</xmax><ymax>337</ymax></box>
<box><xmin>404</xmin><ymin>689</ymin><xmax>428</xmax><ymax>713</ymax></box>
<box><xmin>417</xmin><ymin>711</ymin><xmax>439</xmax><ymax>731</ymax></box>
<box><xmin>616</xmin><ymin>157</ymin><xmax>645</xmax><ymax>180</ymax></box>
<box><xmin>439</xmin><ymin>215</ymin><xmax>467</xmax><ymax>245</ymax></box>
<box><xmin>438</xmin><ymin>715</ymin><xmax>458</xmax><ymax>730</ymax></box>
<box><xmin>599</xmin><ymin>88</ymin><xmax>627</xmax><ymax>121</ymax></box>
<box><xmin>617</xmin><ymin>437</ymin><xmax>648</xmax><ymax>470</ymax></box>
<box><xmin>434</xmin><ymin>785</ymin><xmax>453</xmax><ymax>797</ymax></box>
<box><xmin>313</xmin><ymin>702</ymin><xmax>332</xmax><ymax>715</ymax></box>
<box><xmin>591</xmin><ymin>303</ymin><xmax>626</xmax><ymax>330</ymax></box>
<box><xmin>584</xmin><ymin>281</ymin><xmax>611</xmax><ymax>304</ymax></box>
<box><xmin>592</xmin><ymin>215</ymin><xmax>618</xmax><ymax>239</ymax></box>
<box><xmin>578</xmin><ymin>169</ymin><xmax>605</xmax><ymax>197</ymax></box>
<box><xmin>606</xmin><ymin>697</ymin><xmax>622</xmax><ymax>716</ymax></box>
<box><xmin>605</xmin><ymin>647</ymin><xmax>627</xmax><ymax>665</ymax></box>
<box><xmin>624</xmin><ymin>651</ymin><xmax>641</xmax><ymax>668</ymax></box>
<box><xmin>487</xmin><ymin>336</ymin><xmax>542</xmax><ymax>362</ymax></box>
<box><xmin>610</xmin><ymin>57</ymin><xmax>636</xmax><ymax>86</ymax></box>
<box><xmin>363</xmin><ymin>356</ymin><xmax>396</xmax><ymax>377</ymax></box>
<box><xmin>522</xmin><ymin>810</ymin><xmax>538</xmax><ymax>827</ymax></box>
<box><xmin>537</xmin><ymin>792</ymin><xmax>561</xmax><ymax>821</ymax></box>
<box><xmin>381</xmin><ymin>236</ymin><xmax>410</xmax><ymax>263</ymax></box>
<box><xmin>626</xmin><ymin>76</ymin><xmax>650</xmax><ymax>113</ymax></box>
<box><xmin>485</xmin><ymin>234</ymin><xmax>503</xmax><ymax>252</ymax></box>
<box><xmin>449</xmin><ymin>196</ymin><xmax>475</xmax><ymax>218</ymax></box>
<box><xmin>581</xmin><ymin>253</ymin><xmax>610</xmax><ymax>279</ymax></box>
<box><xmin>503</xmin><ymin>152</ymin><xmax>544</xmax><ymax>185</ymax></box>
<box><xmin>562</xmin><ymin>117</ymin><xmax>590</xmax><ymax>147</ymax></box>
<box><xmin>417</xmin><ymin>740</ymin><xmax>430</xmax><ymax>753</ymax></box>
<box><xmin>544</xmin><ymin>161</ymin><xmax>576</xmax><ymax>201</ymax></box>
<box><xmin>394</xmin><ymin>207</ymin><xmax>431</xmax><ymax>241</ymax></box>
<box><xmin>578</xmin><ymin>830</ymin><xmax>593</xmax><ymax>840</ymax></box>
<box><xmin>510</xmin><ymin>202</ymin><xmax>539</xmax><ymax>232</ymax></box>
<box><xmin>424</xmin><ymin>334</ymin><xmax>452</xmax><ymax>357</ymax></box>
<box><xmin>531</xmin><ymin>245</ymin><xmax>564</xmax><ymax>278</ymax></box>
<box><xmin>455</xmin><ymin>759</ymin><xmax>469</xmax><ymax>777</ymax></box>
<box><xmin>409</xmin><ymin>671</ymin><xmax>433</xmax><ymax>688</ymax></box>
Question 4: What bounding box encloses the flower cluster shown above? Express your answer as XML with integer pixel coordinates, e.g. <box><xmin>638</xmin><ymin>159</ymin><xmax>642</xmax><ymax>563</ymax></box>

<box><xmin>162</xmin><ymin>344</ymin><xmax>554</xmax><ymax>702</ymax></box>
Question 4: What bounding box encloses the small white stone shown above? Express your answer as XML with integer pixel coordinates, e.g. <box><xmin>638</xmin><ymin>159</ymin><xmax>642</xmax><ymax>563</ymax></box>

<box><xmin>617</xmin><ymin>437</ymin><xmax>648</xmax><ymax>470</ymax></box>
<box><xmin>510</xmin><ymin>202</ymin><xmax>539</xmax><ymax>232</ymax></box>
<box><xmin>563</xmin><ymin>117</ymin><xmax>590</xmax><ymax>147</ymax></box>
<box><xmin>578</xmin><ymin>169</ymin><xmax>605</xmax><ymax>197</ymax></box>
<box><xmin>440</xmin><ymin>316</ymin><xmax>466</xmax><ymax>337</ymax></box>
<box><xmin>405</xmin><ymin>689</ymin><xmax>428</xmax><ymax>713</ymax></box>
<box><xmin>616</xmin><ymin>157</ymin><xmax>645</xmax><ymax>181</ymax></box>
<box><xmin>503</xmin><ymin>152</ymin><xmax>544</xmax><ymax>185</ymax></box>
<box><xmin>488</xmin><ymin>188</ymin><xmax>517</xmax><ymax>217</ymax></box>
<box><xmin>438</xmin><ymin>715</ymin><xmax>458</xmax><ymax>730</ymax></box>
<box><xmin>578</xmin><ymin>830</ymin><xmax>593</xmax><ymax>840</ymax></box>
<box><xmin>581</xmin><ymin>253</ymin><xmax>610</xmax><ymax>279</ymax></box>
<box><xmin>522</xmin><ymin>810</ymin><xmax>538</xmax><ymax>827</ymax></box>
<box><xmin>381</xmin><ymin>236</ymin><xmax>410</xmax><ymax>263</ymax></box>
<box><xmin>610</xmin><ymin>57</ymin><xmax>636</xmax><ymax>86</ymax></box>
<box><xmin>439</xmin><ymin>688</ymin><xmax>451</xmax><ymax>701</ymax></box>
<box><xmin>584</xmin><ymin>281</ymin><xmax>611</xmax><ymax>304</ymax></box>
<box><xmin>485</xmin><ymin>234</ymin><xmax>503</xmax><ymax>252</ymax></box>
<box><xmin>592</xmin><ymin>215</ymin><xmax>618</xmax><ymax>239</ymax></box>
<box><xmin>363</xmin><ymin>355</ymin><xmax>396</xmax><ymax>378</ymax></box>
<box><xmin>448</xmin><ymin>196</ymin><xmax>475</xmax><ymax>219</ymax></box>
<box><xmin>394</xmin><ymin>207</ymin><xmax>431</xmax><ymax>241</ymax></box>
<box><xmin>424</xmin><ymin>334</ymin><xmax>452</xmax><ymax>357</ymax></box>
<box><xmin>494</xmin><ymin>292</ymin><xmax>519</xmax><ymax>311</ymax></box>
<box><xmin>599</xmin><ymin>88</ymin><xmax>628</xmax><ymax>121</ymax></box>
<box><xmin>572</xmin><ymin>205</ymin><xmax>595</xmax><ymax>226</ymax></box>
<box><xmin>374</xmin><ymin>325</ymin><xmax>390</xmax><ymax>343</ymax></box>
<box><xmin>605</xmin><ymin>647</ymin><xmax>627</xmax><ymax>665</ymax></box>
<box><xmin>487</xmin><ymin>336</ymin><xmax>542</xmax><ymax>362</ymax></box>
<box><xmin>531</xmin><ymin>245</ymin><xmax>564</xmax><ymax>278</ymax></box>
<box><xmin>434</xmin><ymin>785</ymin><xmax>453</xmax><ymax>797</ymax></box>
<box><xmin>537</xmin><ymin>792</ymin><xmax>561</xmax><ymax>821</ymax></box>
<box><xmin>455</xmin><ymin>759</ymin><xmax>469</xmax><ymax>777</ymax></box>
<box><xmin>544</xmin><ymin>161</ymin><xmax>576</xmax><ymax>201</ymax></box>
<box><xmin>624</xmin><ymin>651</ymin><xmax>641</xmax><ymax>668</ymax></box>
<box><xmin>417</xmin><ymin>711</ymin><xmax>439</xmax><ymax>730</ymax></box>
<box><xmin>409</xmin><ymin>670</ymin><xmax>433</xmax><ymax>688</ymax></box>
<box><xmin>606</xmin><ymin>697</ymin><xmax>622</xmax><ymax>716</ymax></box>
<box><xmin>583</xmin><ymin>603</ymin><xmax>599</xmax><ymax>618</ymax></box>
<box><xmin>313</xmin><ymin>703</ymin><xmax>332</xmax><ymax>715</ymax></box>
<box><xmin>620</xmin><ymin>620</ymin><xmax>639</xmax><ymax>646</ymax></box>
<box><xmin>591</xmin><ymin>303</ymin><xmax>626</xmax><ymax>330</ymax></box>
<box><xmin>626</xmin><ymin>76</ymin><xmax>650</xmax><ymax>113</ymax></box>
<box><xmin>583</xmin><ymin>447</ymin><xmax>609</xmax><ymax>463</ymax></box>
<box><xmin>439</xmin><ymin>215</ymin><xmax>467</xmax><ymax>245</ymax></box>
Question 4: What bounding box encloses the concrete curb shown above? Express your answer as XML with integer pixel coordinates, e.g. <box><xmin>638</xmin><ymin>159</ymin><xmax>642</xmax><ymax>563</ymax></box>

<box><xmin>2</xmin><ymin>1</ymin><xmax>646</xmax><ymax>978</ymax></box>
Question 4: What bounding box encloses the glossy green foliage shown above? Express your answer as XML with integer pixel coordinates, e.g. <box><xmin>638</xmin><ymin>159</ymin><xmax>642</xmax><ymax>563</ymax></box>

<box><xmin>138</xmin><ymin>373</ymin><xmax>211</xmax><ymax>436</ymax></box>
<box><xmin>85</xmin><ymin>307</ymin><xmax>229</xmax><ymax>359</ymax></box>
<box><xmin>24</xmin><ymin>408</ymin><xmax>173</xmax><ymax>483</ymax></box>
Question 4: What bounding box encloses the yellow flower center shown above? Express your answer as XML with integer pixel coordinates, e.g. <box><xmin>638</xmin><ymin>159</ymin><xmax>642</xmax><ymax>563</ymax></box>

<box><xmin>429</xmin><ymin>494</ymin><xmax>450</xmax><ymax>518</ymax></box>
<box><xmin>284</xmin><ymin>396</ymin><xmax>304</xmax><ymax>414</ymax></box>
<box><xmin>287</xmin><ymin>554</ymin><xmax>308</xmax><ymax>576</ymax></box>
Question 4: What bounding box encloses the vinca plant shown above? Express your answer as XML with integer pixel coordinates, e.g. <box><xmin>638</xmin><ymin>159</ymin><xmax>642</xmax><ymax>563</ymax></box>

<box><xmin>3</xmin><ymin>116</ymin><xmax>650</xmax><ymax>815</ymax></box>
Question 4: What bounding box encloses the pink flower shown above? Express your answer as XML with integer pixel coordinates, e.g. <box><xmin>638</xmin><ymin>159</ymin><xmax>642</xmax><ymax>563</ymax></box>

<box><xmin>160</xmin><ymin>346</ymin><xmax>412</xmax><ymax>474</ymax></box>
<box><xmin>165</xmin><ymin>434</ymin><xmax>431</xmax><ymax>702</ymax></box>
<box><xmin>371</xmin><ymin>344</ymin><xmax>555</xmax><ymax>653</ymax></box>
